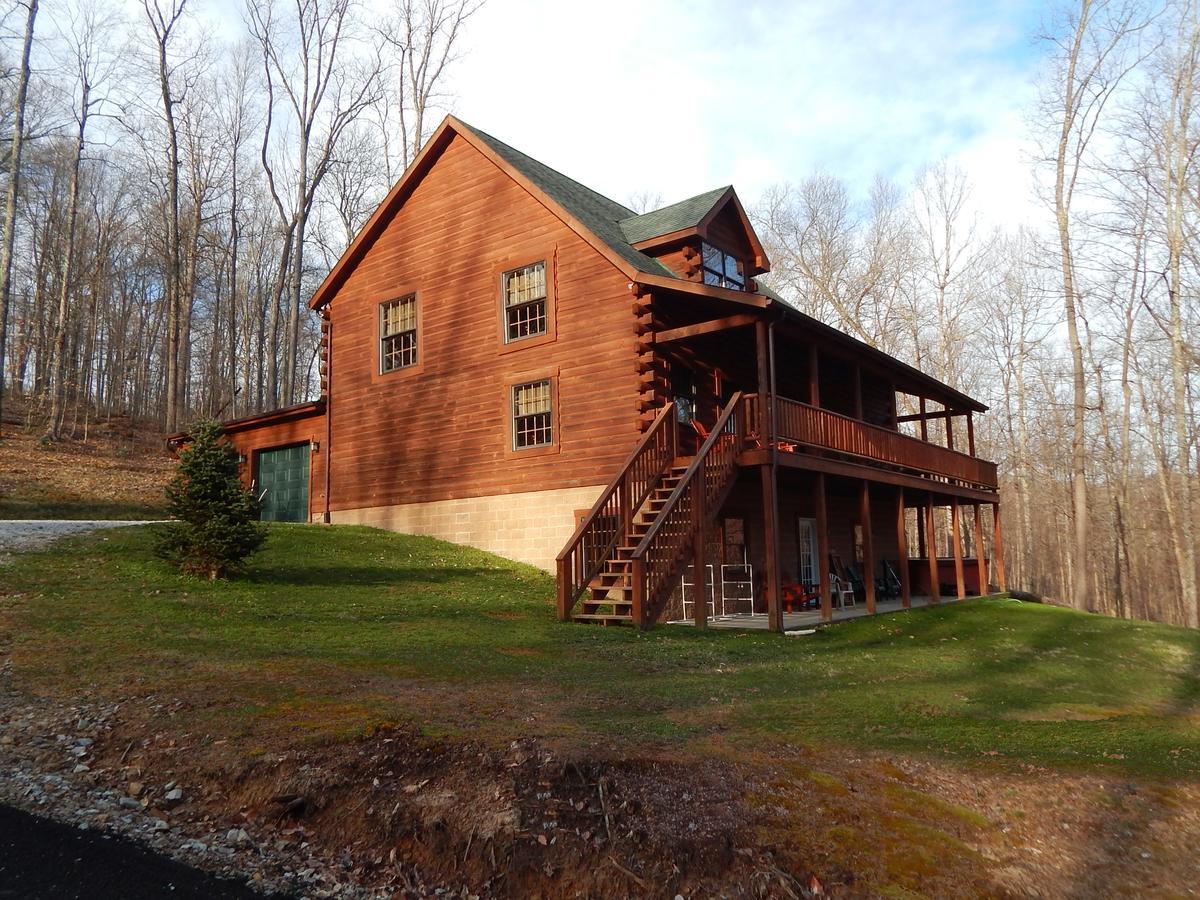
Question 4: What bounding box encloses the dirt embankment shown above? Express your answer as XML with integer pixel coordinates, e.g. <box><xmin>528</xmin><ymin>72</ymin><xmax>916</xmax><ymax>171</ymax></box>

<box><xmin>7</xmin><ymin>680</ymin><xmax>1199</xmax><ymax>899</ymax></box>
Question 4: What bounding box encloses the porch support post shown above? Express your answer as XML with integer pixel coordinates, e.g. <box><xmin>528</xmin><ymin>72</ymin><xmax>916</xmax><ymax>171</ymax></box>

<box><xmin>896</xmin><ymin>488</ymin><xmax>911</xmax><ymax>608</ymax></box>
<box><xmin>808</xmin><ymin>343</ymin><xmax>820</xmax><ymax>407</ymax></box>
<box><xmin>756</xmin><ymin>320</ymin><xmax>773</xmax><ymax>440</ymax></box>
<box><xmin>693</xmin><ymin>456</ymin><xmax>708</xmax><ymax>629</ymax></box>
<box><xmin>853</xmin><ymin>365</ymin><xmax>863</xmax><ymax>420</ymax></box>
<box><xmin>967</xmin><ymin>412</ymin><xmax>976</xmax><ymax>457</ymax></box>
<box><xmin>951</xmin><ymin>497</ymin><xmax>966</xmax><ymax>600</ymax></box>
<box><xmin>816</xmin><ymin>472</ymin><xmax>832</xmax><ymax>622</ymax></box>
<box><xmin>762</xmin><ymin>465</ymin><xmax>783</xmax><ymax>633</ymax></box>
<box><xmin>973</xmin><ymin>503</ymin><xmax>985</xmax><ymax>594</ymax></box>
<box><xmin>918</xmin><ymin>396</ymin><xmax>928</xmax><ymax>442</ymax></box>
<box><xmin>859</xmin><ymin>479</ymin><xmax>876</xmax><ymax>614</ymax></box>
<box><xmin>946</xmin><ymin>412</ymin><xmax>955</xmax><ymax>451</ymax></box>
<box><xmin>916</xmin><ymin>500</ymin><xmax>927</xmax><ymax>558</ymax></box>
<box><xmin>992</xmin><ymin>501</ymin><xmax>1008</xmax><ymax>592</ymax></box>
<box><xmin>925</xmin><ymin>501</ymin><xmax>940</xmax><ymax>604</ymax></box>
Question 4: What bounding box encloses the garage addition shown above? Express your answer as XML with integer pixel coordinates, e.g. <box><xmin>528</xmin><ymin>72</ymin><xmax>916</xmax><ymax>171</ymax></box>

<box><xmin>255</xmin><ymin>443</ymin><xmax>311</xmax><ymax>523</ymax></box>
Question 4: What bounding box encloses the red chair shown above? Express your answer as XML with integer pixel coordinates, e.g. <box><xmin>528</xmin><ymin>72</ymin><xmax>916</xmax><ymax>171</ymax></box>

<box><xmin>781</xmin><ymin>581</ymin><xmax>820</xmax><ymax>613</ymax></box>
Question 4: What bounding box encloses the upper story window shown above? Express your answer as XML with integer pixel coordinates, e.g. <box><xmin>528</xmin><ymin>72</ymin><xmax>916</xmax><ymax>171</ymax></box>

<box><xmin>701</xmin><ymin>242</ymin><xmax>745</xmax><ymax>291</ymax></box>
<box><xmin>380</xmin><ymin>295</ymin><xmax>418</xmax><ymax>373</ymax></box>
<box><xmin>512</xmin><ymin>379</ymin><xmax>553</xmax><ymax>449</ymax></box>
<box><xmin>503</xmin><ymin>261</ymin><xmax>547</xmax><ymax>342</ymax></box>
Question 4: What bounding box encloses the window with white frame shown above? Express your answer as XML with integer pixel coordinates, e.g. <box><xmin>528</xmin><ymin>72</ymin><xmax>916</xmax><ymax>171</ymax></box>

<box><xmin>700</xmin><ymin>242</ymin><xmax>745</xmax><ymax>290</ymax></box>
<box><xmin>512</xmin><ymin>379</ymin><xmax>553</xmax><ymax>449</ymax></box>
<box><xmin>380</xmin><ymin>295</ymin><xmax>417</xmax><ymax>373</ymax></box>
<box><xmin>503</xmin><ymin>261</ymin><xmax>547</xmax><ymax>342</ymax></box>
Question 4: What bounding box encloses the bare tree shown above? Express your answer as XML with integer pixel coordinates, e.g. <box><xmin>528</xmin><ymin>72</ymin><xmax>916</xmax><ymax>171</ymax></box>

<box><xmin>0</xmin><ymin>0</ymin><xmax>37</xmax><ymax>436</ymax></box>
<box><xmin>43</xmin><ymin>0</ymin><xmax>120</xmax><ymax>440</ymax></box>
<box><xmin>1039</xmin><ymin>0</ymin><xmax>1150</xmax><ymax>610</ymax></box>
<box><xmin>139</xmin><ymin>0</ymin><xmax>190</xmax><ymax>431</ymax></box>
<box><xmin>376</xmin><ymin>0</ymin><xmax>481</xmax><ymax>179</ymax></box>
<box><xmin>247</xmin><ymin>0</ymin><xmax>382</xmax><ymax>406</ymax></box>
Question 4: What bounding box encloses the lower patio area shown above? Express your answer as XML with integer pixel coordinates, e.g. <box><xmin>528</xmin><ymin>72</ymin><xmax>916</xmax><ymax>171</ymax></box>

<box><xmin>671</xmin><ymin>594</ymin><xmax>957</xmax><ymax>631</ymax></box>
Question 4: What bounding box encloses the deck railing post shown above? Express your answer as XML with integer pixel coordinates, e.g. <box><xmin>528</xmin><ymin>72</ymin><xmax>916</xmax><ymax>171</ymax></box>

<box><xmin>631</xmin><ymin>557</ymin><xmax>646</xmax><ymax>628</ymax></box>
<box><xmin>620</xmin><ymin>475</ymin><xmax>632</xmax><ymax>543</ymax></box>
<box><xmin>556</xmin><ymin>559</ymin><xmax>570</xmax><ymax>621</ymax></box>
<box><xmin>692</xmin><ymin>456</ymin><xmax>707</xmax><ymax>629</ymax></box>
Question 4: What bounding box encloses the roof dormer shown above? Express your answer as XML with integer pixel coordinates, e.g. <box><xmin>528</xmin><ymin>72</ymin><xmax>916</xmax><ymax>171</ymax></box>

<box><xmin>618</xmin><ymin>186</ymin><xmax>770</xmax><ymax>290</ymax></box>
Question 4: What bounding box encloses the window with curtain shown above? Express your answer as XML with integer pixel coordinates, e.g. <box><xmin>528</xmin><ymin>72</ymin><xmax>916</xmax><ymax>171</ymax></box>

<box><xmin>380</xmin><ymin>295</ymin><xmax>417</xmax><ymax>372</ymax></box>
<box><xmin>512</xmin><ymin>379</ymin><xmax>553</xmax><ymax>449</ymax></box>
<box><xmin>503</xmin><ymin>261</ymin><xmax>547</xmax><ymax>341</ymax></box>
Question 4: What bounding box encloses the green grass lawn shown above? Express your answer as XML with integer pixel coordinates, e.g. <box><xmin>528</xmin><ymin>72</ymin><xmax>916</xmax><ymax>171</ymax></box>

<box><xmin>3</xmin><ymin>524</ymin><xmax>1199</xmax><ymax>778</ymax></box>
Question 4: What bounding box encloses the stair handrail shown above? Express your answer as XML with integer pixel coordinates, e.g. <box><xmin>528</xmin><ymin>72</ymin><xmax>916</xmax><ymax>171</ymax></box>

<box><xmin>630</xmin><ymin>392</ymin><xmax>743</xmax><ymax>558</ymax></box>
<box><xmin>555</xmin><ymin>402</ymin><xmax>677</xmax><ymax>619</ymax></box>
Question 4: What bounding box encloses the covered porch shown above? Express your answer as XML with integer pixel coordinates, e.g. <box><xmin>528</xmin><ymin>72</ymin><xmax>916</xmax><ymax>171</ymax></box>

<box><xmin>659</xmin><ymin>461</ymin><xmax>1005</xmax><ymax>630</ymax></box>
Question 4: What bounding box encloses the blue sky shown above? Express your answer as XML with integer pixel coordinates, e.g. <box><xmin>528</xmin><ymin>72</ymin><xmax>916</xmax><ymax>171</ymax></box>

<box><xmin>447</xmin><ymin>0</ymin><xmax>1052</xmax><ymax>224</ymax></box>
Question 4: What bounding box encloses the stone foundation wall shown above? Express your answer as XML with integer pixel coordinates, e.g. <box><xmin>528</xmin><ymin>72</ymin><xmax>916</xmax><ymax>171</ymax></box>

<box><xmin>328</xmin><ymin>484</ymin><xmax>606</xmax><ymax>572</ymax></box>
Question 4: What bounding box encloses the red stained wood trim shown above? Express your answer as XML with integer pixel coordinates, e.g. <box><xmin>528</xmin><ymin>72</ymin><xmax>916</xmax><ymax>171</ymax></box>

<box><xmin>925</xmin><ymin>504</ymin><xmax>940</xmax><ymax>604</ymax></box>
<box><xmin>951</xmin><ymin>498</ymin><xmax>965</xmax><ymax>599</ymax></box>
<box><xmin>860</xmin><ymin>480</ymin><xmax>876</xmax><ymax>614</ymax></box>
<box><xmin>896</xmin><ymin>488</ymin><xmax>911</xmax><ymax>609</ymax></box>
<box><xmin>816</xmin><ymin>472</ymin><xmax>831</xmax><ymax>622</ymax></box>
<box><xmin>654</xmin><ymin>313</ymin><xmax>760</xmax><ymax>344</ymax></box>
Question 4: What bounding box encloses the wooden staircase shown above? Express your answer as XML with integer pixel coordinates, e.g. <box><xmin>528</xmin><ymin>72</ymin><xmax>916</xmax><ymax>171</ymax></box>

<box><xmin>572</xmin><ymin>460</ymin><xmax>692</xmax><ymax>626</ymax></box>
<box><xmin>557</xmin><ymin>392</ymin><xmax>745</xmax><ymax>628</ymax></box>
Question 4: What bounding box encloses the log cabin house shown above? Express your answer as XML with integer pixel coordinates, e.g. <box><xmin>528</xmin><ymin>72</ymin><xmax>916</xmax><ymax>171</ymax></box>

<box><xmin>210</xmin><ymin>115</ymin><xmax>1005</xmax><ymax>632</ymax></box>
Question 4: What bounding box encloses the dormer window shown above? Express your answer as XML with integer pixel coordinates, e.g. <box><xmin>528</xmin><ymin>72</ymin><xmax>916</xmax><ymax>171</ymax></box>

<box><xmin>701</xmin><ymin>242</ymin><xmax>745</xmax><ymax>290</ymax></box>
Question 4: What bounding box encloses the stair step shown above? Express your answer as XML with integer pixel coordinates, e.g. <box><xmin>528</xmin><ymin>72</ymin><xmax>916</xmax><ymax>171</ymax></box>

<box><xmin>588</xmin><ymin>584</ymin><xmax>632</xmax><ymax>596</ymax></box>
<box><xmin>581</xmin><ymin>599</ymin><xmax>633</xmax><ymax>612</ymax></box>
<box><xmin>589</xmin><ymin>573</ymin><xmax>627</xmax><ymax>586</ymax></box>
<box><xmin>573</xmin><ymin>613</ymin><xmax>634</xmax><ymax>626</ymax></box>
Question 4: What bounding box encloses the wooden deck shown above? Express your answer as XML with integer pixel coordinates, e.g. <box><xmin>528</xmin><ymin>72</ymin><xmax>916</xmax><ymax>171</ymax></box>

<box><xmin>670</xmin><ymin>595</ymin><xmax>985</xmax><ymax>632</ymax></box>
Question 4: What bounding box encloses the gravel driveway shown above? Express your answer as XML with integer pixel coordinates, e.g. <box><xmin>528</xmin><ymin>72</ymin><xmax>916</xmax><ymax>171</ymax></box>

<box><xmin>0</xmin><ymin>520</ymin><xmax>155</xmax><ymax>563</ymax></box>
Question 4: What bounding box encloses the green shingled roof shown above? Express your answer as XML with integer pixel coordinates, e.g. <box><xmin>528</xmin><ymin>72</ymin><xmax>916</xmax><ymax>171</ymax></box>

<box><xmin>465</xmin><ymin>124</ymin><xmax>678</xmax><ymax>278</ymax></box>
<box><xmin>619</xmin><ymin>186</ymin><xmax>732</xmax><ymax>245</ymax></box>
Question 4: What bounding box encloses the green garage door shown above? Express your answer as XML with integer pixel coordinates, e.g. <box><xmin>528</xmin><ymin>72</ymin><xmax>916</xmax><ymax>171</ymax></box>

<box><xmin>256</xmin><ymin>444</ymin><xmax>310</xmax><ymax>523</ymax></box>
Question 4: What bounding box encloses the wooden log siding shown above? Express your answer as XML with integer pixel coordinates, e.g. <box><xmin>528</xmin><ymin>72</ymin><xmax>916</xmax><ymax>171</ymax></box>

<box><xmin>325</xmin><ymin>134</ymin><xmax>641</xmax><ymax>510</ymax></box>
<box><xmin>771</xmin><ymin>396</ymin><xmax>998</xmax><ymax>489</ymax></box>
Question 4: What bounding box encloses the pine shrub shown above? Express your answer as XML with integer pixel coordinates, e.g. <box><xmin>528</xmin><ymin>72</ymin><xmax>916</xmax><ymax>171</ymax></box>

<box><xmin>156</xmin><ymin>418</ymin><xmax>266</xmax><ymax>579</ymax></box>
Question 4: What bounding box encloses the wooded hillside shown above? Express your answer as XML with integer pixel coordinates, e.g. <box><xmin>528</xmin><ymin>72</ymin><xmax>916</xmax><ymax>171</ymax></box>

<box><xmin>0</xmin><ymin>0</ymin><xmax>1195</xmax><ymax>627</ymax></box>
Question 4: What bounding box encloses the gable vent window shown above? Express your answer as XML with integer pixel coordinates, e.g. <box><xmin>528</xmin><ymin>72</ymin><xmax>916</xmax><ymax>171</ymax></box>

<box><xmin>503</xmin><ymin>261</ymin><xmax>547</xmax><ymax>341</ymax></box>
<box><xmin>380</xmin><ymin>295</ymin><xmax>418</xmax><ymax>373</ymax></box>
<box><xmin>701</xmin><ymin>242</ymin><xmax>745</xmax><ymax>290</ymax></box>
<box><xmin>512</xmin><ymin>379</ymin><xmax>553</xmax><ymax>449</ymax></box>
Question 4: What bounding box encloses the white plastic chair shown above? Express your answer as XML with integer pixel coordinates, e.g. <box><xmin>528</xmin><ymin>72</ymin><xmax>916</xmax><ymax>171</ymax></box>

<box><xmin>831</xmin><ymin>573</ymin><xmax>856</xmax><ymax>609</ymax></box>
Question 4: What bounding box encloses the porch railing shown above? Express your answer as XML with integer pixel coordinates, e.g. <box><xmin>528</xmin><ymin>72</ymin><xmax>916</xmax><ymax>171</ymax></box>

<box><xmin>764</xmin><ymin>395</ymin><xmax>998</xmax><ymax>489</ymax></box>
<box><xmin>555</xmin><ymin>402</ymin><xmax>677</xmax><ymax>620</ymax></box>
<box><xmin>630</xmin><ymin>392</ymin><xmax>744</xmax><ymax>624</ymax></box>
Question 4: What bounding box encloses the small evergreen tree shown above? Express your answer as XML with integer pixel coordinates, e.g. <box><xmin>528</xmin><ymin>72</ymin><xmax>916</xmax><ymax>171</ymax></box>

<box><xmin>156</xmin><ymin>418</ymin><xmax>267</xmax><ymax>579</ymax></box>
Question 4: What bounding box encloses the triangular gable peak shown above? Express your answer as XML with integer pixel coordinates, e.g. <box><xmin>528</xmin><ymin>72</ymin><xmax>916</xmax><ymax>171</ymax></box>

<box><xmin>310</xmin><ymin>116</ymin><xmax>771</xmax><ymax>311</ymax></box>
<box><xmin>622</xmin><ymin>186</ymin><xmax>770</xmax><ymax>277</ymax></box>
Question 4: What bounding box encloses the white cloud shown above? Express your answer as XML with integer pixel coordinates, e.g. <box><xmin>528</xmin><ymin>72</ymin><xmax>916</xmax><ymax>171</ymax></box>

<box><xmin>445</xmin><ymin>0</ymin><xmax>1049</xmax><ymax>227</ymax></box>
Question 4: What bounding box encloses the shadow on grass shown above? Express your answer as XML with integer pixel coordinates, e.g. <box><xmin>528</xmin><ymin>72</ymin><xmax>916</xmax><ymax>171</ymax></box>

<box><xmin>239</xmin><ymin>564</ymin><xmax>498</xmax><ymax>588</ymax></box>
